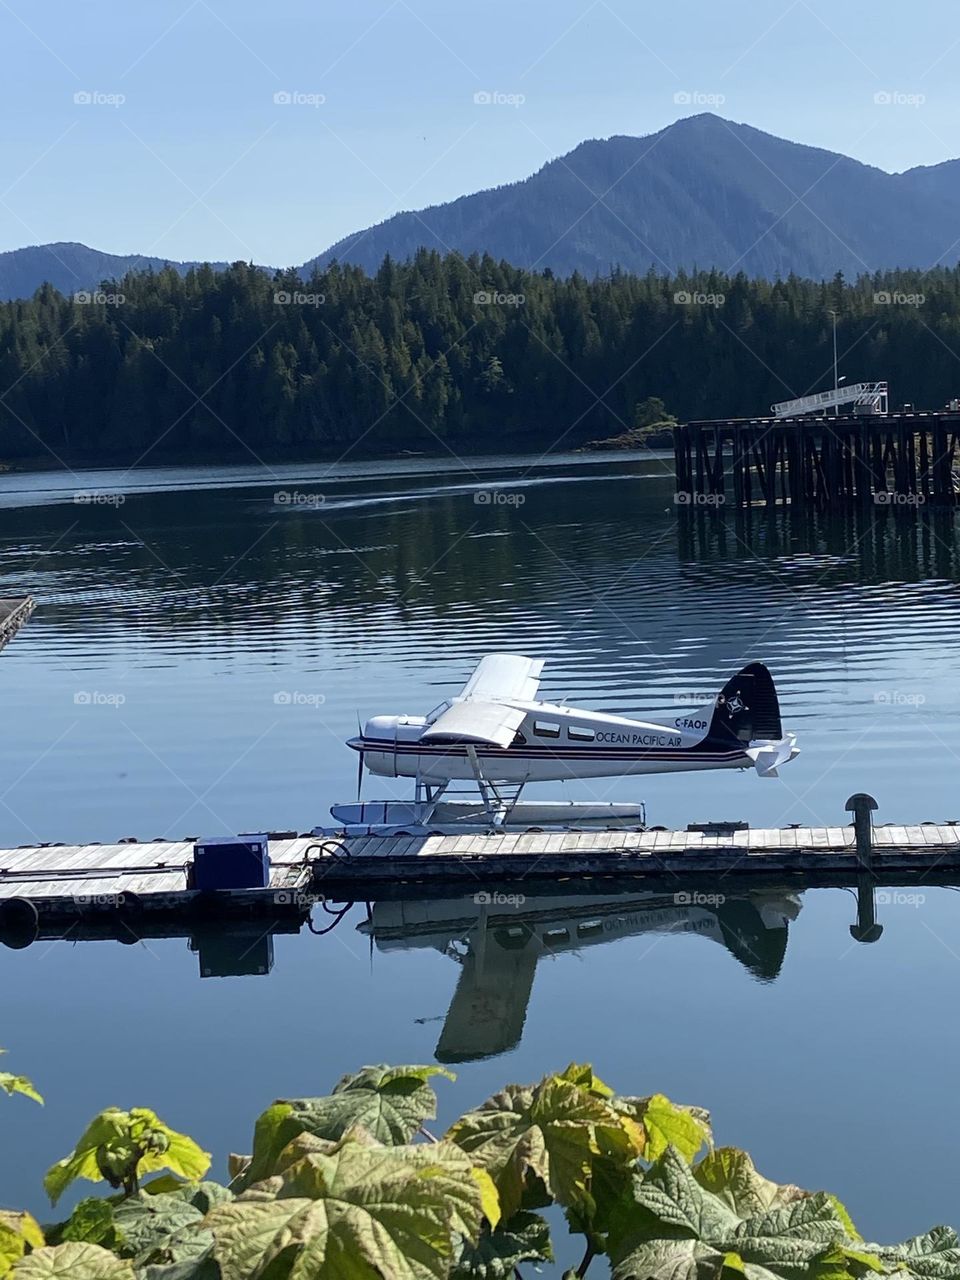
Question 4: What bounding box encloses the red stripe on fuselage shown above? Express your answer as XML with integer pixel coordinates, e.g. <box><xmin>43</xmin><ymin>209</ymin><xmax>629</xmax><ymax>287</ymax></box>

<box><xmin>353</xmin><ymin>738</ymin><xmax>746</xmax><ymax>762</ymax></box>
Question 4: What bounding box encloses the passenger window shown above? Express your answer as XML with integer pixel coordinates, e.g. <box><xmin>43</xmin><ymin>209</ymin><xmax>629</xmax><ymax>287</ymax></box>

<box><xmin>534</xmin><ymin>720</ymin><xmax>561</xmax><ymax>739</ymax></box>
<box><xmin>568</xmin><ymin>726</ymin><xmax>595</xmax><ymax>742</ymax></box>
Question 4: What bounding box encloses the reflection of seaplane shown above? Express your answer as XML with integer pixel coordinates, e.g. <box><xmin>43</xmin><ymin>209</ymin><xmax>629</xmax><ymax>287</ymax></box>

<box><xmin>358</xmin><ymin>888</ymin><xmax>802</xmax><ymax>1062</ymax></box>
<box><xmin>333</xmin><ymin>655</ymin><xmax>798</xmax><ymax>833</ymax></box>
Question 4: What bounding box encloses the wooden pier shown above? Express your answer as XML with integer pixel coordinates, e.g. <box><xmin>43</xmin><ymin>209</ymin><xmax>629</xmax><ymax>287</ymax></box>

<box><xmin>0</xmin><ymin>596</ymin><xmax>34</xmax><ymax>651</ymax></box>
<box><xmin>0</xmin><ymin>835</ymin><xmax>316</xmax><ymax>946</ymax></box>
<box><xmin>4</xmin><ymin>797</ymin><xmax>960</xmax><ymax>949</ymax></box>
<box><xmin>673</xmin><ymin>410</ymin><xmax>960</xmax><ymax>508</ymax></box>
<box><xmin>310</xmin><ymin>819</ymin><xmax>960</xmax><ymax>892</ymax></box>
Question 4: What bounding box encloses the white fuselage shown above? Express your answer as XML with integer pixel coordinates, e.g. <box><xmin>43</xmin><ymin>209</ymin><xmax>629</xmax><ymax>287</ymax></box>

<box><xmin>352</xmin><ymin>698</ymin><xmax>749</xmax><ymax>783</ymax></box>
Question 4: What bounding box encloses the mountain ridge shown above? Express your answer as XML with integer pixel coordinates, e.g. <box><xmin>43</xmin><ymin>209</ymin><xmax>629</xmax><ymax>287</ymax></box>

<box><xmin>3</xmin><ymin>115</ymin><xmax>960</xmax><ymax>299</ymax></box>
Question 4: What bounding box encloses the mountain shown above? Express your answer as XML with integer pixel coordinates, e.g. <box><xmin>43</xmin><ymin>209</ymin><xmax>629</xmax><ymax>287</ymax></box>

<box><xmin>5</xmin><ymin>116</ymin><xmax>960</xmax><ymax>299</ymax></box>
<box><xmin>306</xmin><ymin>114</ymin><xmax>960</xmax><ymax>280</ymax></box>
<box><xmin>0</xmin><ymin>242</ymin><xmax>233</xmax><ymax>302</ymax></box>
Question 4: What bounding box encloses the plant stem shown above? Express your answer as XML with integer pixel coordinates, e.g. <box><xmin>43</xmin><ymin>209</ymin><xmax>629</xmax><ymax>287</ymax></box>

<box><xmin>577</xmin><ymin>1241</ymin><xmax>596</xmax><ymax>1278</ymax></box>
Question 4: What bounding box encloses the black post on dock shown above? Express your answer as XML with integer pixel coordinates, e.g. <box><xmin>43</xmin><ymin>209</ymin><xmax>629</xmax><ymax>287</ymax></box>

<box><xmin>845</xmin><ymin>792</ymin><xmax>882</xmax><ymax>943</ymax></box>
<box><xmin>845</xmin><ymin>792</ymin><xmax>878</xmax><ymax>869</ymax></box>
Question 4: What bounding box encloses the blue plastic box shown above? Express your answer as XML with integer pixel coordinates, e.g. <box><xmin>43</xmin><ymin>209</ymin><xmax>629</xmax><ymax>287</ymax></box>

<box><xmin>192</xmin><ymin>834</ymin><xmax>270</xmax><ymax>891</ymax></box>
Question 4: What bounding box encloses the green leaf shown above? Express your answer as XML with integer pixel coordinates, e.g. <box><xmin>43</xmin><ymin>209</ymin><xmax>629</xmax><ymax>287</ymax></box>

<box><xmin>0</xmin><ymin>1052</ymin><xmax>42</xmax><ymax>1105</ymax></box>
<box><xmin>240</xmin><ymin>1065</ymin><xmax>453</xmax><ymax>1187</ymax></box>
<box><xmin>44</xmin><ymin>1110</ymin><xmax>210</xmax><ymax>1205</ymax></box>
<box><xmin>446</xmin><ymin>1071</ymin><xmax>644</xmax><ymax>1220</ymax></box>
<box><xmin>55</xmin><ymin>1203</ymin><xmax>120</xmax><ymax>1252</ymax></box>
<box><xmin>614</xmin><ymin>1094</ymin><xmax>712</xmax><ymax>1163</ymax></box>
<box><xmin>206</xmin><ymin>1132</ymin><xmax>488</xmax><ymax>1280</ymax></box>
<box><xmin>861</xmin><ymin>1227</ymin><xmax>960</xmax><ymax>1280</ymax></box>
<box><xmin>137</xmin><ymin>1251</ymin><xmax>219</xmax><ymax>1280</ymax></box>
<box><xmin>10</xmin><ymin>1244</ymin><xmax>133</xmax><ymax>1280</ymax></box>
<box><xmin>694</xmin><ymin>1148</ymin><xmax>808</xmax><ymax>1219</ymax></box>
<box><xmin>557</xmin><ymin>1063</ymin><xmax>615</xmax><ymax>1099</ymax></box>
<box><xmin>0</xmin><ymin>1213</ymin><xmax>44</xmax><ymax>1278</ymax></box>
<box><xmin>609</xmin><ymin>1146</ymin><xmax>871</xmax><ymax>1280</ymax></box>
<box><xmin>111</xmin><ymin>1194</ymin><xmax>203</xmax><ymax>1261</ymax></box>
<box><xmin>451</xmin><ymin>1211</ymin><xmax>553</xmax><ymax>1279</ymax></box>
<box><xmin>141</xmin><ymin>1182</ymin><xmax>233</xmax><ymax>1215</ymax></box>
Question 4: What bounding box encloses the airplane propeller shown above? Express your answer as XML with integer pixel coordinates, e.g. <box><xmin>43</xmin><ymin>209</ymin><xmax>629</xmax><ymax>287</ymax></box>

<box><xmin>356</xmin><ymin>712</ymin><xmax>365</xmax><ymax>802</ymax></box>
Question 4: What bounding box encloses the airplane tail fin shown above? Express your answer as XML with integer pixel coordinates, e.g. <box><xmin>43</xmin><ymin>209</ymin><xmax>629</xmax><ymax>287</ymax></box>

<box><xmin>707</xmin><ymin>662</ymin><xmax>783</xmax><ymax>747</ymax></box>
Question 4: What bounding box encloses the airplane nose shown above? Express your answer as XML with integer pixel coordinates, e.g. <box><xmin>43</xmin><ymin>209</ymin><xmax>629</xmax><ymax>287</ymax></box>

<box><xmin>363</xmin><ymin>715</ymin><xmax>401</xmax><ymax>738</ymax></box>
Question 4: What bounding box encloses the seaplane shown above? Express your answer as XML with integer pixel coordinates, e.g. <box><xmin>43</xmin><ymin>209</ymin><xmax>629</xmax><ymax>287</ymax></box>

<box><xmin>327</xmin><ymin>654</ymin><xmax>799</xmax><ymax>835</ymax></box>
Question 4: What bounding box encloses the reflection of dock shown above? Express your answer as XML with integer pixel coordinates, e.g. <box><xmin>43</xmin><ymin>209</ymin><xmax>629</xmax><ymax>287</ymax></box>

<box><xmin>359</xmin><ymin>888</ymin><xmax>802</xmax><ymax>1062</ymax></box>
<box><xmin>0</xmin><ymin>837</ymin><xmax>313</xmax><ymax>950</ymax></box>
<box><xmin>0</xmin><ymin>596</ymin><xmax>34</xmax><ymax>651</ymax></box>
<box><xmin>1</xmin><ymin>913</ymin><xmax>301</xmax><ymax>978</ymax></box>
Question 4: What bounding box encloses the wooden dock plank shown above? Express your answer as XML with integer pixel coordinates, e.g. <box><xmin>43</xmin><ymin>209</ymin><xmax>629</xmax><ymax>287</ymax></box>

<box><xmin>7</xmin><ymin>817</ymin><xmax>960</xmax><ymax>919</ymax></box>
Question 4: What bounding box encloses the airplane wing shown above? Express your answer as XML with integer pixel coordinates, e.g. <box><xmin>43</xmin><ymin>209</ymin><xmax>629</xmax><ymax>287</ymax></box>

<box><xmin>421</xmin><ymin>702</ymin><xmax>526</xmax><ymax>749</ymax></box>
<box><xmin>458</xmin><ymin>654</ymin><xmax>544</xmax><ymax>703</ymax></box>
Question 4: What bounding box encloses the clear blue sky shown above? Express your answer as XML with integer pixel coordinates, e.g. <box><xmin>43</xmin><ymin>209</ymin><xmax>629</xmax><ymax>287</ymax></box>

<box><xmin>1</xmin><ymin>0</ymin><xmax>957</xmax><ymax>267</ymax></box>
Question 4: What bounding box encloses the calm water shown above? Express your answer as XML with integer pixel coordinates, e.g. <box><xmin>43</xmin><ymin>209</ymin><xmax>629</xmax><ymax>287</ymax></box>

<box><xmin>2</xmin><ymin>452</ymin><xmax>960</xmax><ymax>1258</ymax></box>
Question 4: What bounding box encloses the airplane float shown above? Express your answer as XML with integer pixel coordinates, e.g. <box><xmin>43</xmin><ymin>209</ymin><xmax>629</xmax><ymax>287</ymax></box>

<box><xmin>330</xmin><ymin>654</ymin><xmax>798</xmax><ymax>835</ymax></box>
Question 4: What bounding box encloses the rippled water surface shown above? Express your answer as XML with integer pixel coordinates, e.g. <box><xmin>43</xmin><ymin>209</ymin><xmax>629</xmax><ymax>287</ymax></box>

<box><xmin>2</xmin><ymin>452</ymin><xmax>959</xmax><ymax>1259</ymax></box>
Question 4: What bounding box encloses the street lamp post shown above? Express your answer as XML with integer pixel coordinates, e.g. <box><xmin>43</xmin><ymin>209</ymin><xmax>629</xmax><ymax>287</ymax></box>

<box><xmin>828</xmin><ymin>309</ymin><xmax>839</xmax><ymax>414</ymax></box>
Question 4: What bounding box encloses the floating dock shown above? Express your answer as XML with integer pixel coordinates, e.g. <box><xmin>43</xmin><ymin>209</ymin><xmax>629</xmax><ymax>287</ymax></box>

<box><xmin>0</xmin><ymin>835</ymin><xmax>316</xmax><ymax>944</ymax></box>
<box><xmin>3</xmin><ymin>796</ymin><xmax>960</xmax><ymax>946</ymax></box>
<box><xmin>309</xmin><ymin>820</ymin><xmax>960</xmax><ymax>892</ymax></box>
<box><xmin>673</xmin><ymin>410</ymin><xmax>960</xmax><ymax>508</ymax></box>
<box><xmin>0</xmin><ymin>596</ymin><xmax>34</xmax><ymax>651</ymax></box>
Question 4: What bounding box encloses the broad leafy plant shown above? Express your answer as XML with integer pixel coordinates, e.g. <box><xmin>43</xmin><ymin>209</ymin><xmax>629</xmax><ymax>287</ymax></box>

<box><xmin>0</xmin><ymin>1052</ymin><xmax>41</xmax><ymax>1106</ymax></box>
<box><xmin>2</xmin><ymin>1061</ymin><xmax>958</xmax><ymax>1280</ymax></box>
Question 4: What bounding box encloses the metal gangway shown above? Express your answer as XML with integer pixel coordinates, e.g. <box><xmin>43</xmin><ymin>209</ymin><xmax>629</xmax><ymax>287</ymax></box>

<box><xmin>771</xmin><ymin>382</ymin><xmax>888</xmax><ymax>419</ymax></box>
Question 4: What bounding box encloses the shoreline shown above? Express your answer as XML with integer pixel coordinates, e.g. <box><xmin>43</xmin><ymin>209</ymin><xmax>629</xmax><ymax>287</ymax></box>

<box><xmin>0</xmin><ymin>438</ymin><xmax>666</xmax><ymax>480</ymax></box>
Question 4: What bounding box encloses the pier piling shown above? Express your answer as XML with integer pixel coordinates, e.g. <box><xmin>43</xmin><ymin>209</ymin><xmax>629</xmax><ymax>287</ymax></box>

<box><xmin>674</xmin><ymin>411</ymin><xmax>960</xmax><ymax>508</ymax></box>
